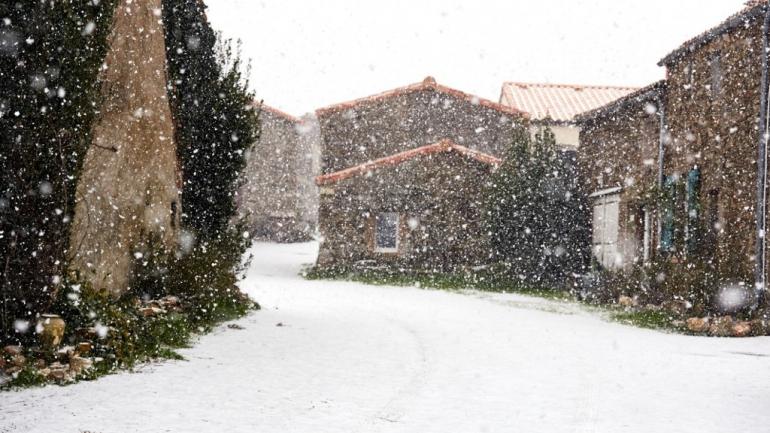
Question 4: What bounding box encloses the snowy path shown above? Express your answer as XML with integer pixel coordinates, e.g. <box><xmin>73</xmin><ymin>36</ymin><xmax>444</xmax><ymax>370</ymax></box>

<box><xmin>2</xmin><ymin>242</ymin><xmax>770</xmax><ymax>433</ymax></box>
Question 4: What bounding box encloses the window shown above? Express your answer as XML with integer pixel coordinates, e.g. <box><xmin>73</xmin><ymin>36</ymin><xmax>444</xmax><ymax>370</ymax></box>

<box><xmin>685</xmin><ymin>168</ymin><xmax>701</xmax><ymax>254</ymax></box>
<box><xmin>591</xmin><ymin>191</ymin><xmax>621</xmax><ymax>269</ymax></box>
<box><xmin>709</xmin><ymin>53</ymin><xmax>721</xmax><ymax>97</ymax></box>
<box><xmin>375</xmin><ymin>212</ymin><xmax>399</xmax><ymax>252</ymax></box>
<box><xmin>170</xmin><ymin>201</ymin><xmax>178</xmax><ymax>229</ymax></box>
<box><xmin>660</xmin><ymin>175</ymin><xmax>678</xmax><ymax>253</ymax></box>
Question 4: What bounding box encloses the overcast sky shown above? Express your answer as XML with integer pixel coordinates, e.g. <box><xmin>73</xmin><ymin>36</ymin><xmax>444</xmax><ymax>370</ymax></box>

<box><xmin>206</xmin><ymin>0</ymin><xmax>748</xmax><ymax>115</ymax></box>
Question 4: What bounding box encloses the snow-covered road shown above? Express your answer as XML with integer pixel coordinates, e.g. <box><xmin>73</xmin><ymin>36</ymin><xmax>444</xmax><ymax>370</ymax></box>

<box><xmin>2</xmin><ymin>241</ymin><xmax>770</xmax><ymax>433</ymax></box>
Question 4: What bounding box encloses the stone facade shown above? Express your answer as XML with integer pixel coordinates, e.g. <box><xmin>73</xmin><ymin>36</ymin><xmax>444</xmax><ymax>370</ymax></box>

<box><xmin>69</xmin><ymin>0</ymin><xmax>180</xmax><ymax>295</ymax></box>
<box><xmin>237</xmin><ymin>106</ymin><xmax>320</xmax><ymax>242</ymax></box>
<box><xmin>576</xmin><ymin>83</ymin><xmax>664</xmax><ymax>270</ymax></box>
<box><xmin>316</xmin><ymin>141</ymin><xmax>499</xmax><ymax>270</ymax></box>
<box><xmin>577</xmin><ymin>2</ymin><xmax>770</xmax><ymax>300</ymax></box>
<box><xmin>316</xmin><ymin>77</ymin><xmax>525</xmax><ymax>174</ymax></box>
<box><xmin>314</xmin><ymin>77</ymin><xmax>527</xmax><ymax>270</ymax></box>
<box><xmin>659</xmin><ymin>3</ymin><xmax>766</xmax><ymax>283</ymax></box>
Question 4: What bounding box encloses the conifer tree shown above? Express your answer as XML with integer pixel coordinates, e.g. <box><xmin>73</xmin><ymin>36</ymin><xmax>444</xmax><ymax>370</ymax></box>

<box><xmin>162</xmin><ymin>0</ymin><xmax>258</xmax><ymax>240</ymax></box>
<box><xmin>486</xmin><ymin>125</ymin><xmax>590</xmax><ymax>286</ymax></box>
<box><xmin>0</xmin><ymin>1</ymin><xmax>116</xmax><ymax>340</ymax></box>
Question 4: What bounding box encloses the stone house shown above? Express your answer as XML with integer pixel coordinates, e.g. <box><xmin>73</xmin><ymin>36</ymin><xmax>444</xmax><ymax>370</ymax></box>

<box><xmin>575</xmin><ymin>82</ymin><xmax>666</xmax><ymax>270</ymax></box>
<box><xmin>577</xmin><ymin>1</ymin><xmax>770</xmax><ymax>303</ymax></box>
<box><xmin>69</xmin><ymin>0</ymin><xmax>180</xmax><ymax>295</ymax></box>
<box><xmin>237</xmin><ymin>105</ymin><xmax>320</xmax><ymax>242</ymax></box>
<box><xmin>499</xmin><ymin>82</ymin><xmax>638</xmax><ymax>149</ymax></box>
<box><xmin>656</xmin><ymin>1</ymin><xmax>769</xmax><ymax>291</ymax></box>
<box><xmin>314</xmin><ymin>77</ymin><xmax>527</xmax><ymax>269</ymax></box>
<box><xmin>316</xmin><ymin>139</ymin><xmax>500</xmax><ymax>270</ymax></box>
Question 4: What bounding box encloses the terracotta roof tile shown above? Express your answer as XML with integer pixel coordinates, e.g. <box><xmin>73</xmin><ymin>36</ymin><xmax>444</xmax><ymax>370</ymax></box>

<box><xmin>315</xmin><ymin>76</ymin><xmax>528</xmax><ymax>118</ymax></box>
<box><xmin>499</xmin><ymin>82</ymin><xmax>639</xmax><ymax>123</ymax></box>
<box><xmin>251</xmin><ymin>101</ymin><xmax>302</xmax><ymax>123</ymax></box>
<box><xmin>315</xmin><ymin>138</ymin><xmax>501</xmax><ymax>186</ymax></box>
<box><xmin>575</xmin><ymin>80</ymin><xmax>666</xmax><ymax>123</ymax></box>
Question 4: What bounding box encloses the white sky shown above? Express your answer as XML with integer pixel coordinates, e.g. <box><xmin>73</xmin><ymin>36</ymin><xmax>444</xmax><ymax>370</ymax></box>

<box><xmin>206</xmin><ymin>0</ymin><xmax>748</xmax><ymax>115</ymax></box>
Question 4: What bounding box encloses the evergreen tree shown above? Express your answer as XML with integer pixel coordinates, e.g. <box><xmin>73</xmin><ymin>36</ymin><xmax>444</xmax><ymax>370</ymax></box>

<box><xmin>485</xmin><ymin>125</ymin><xmax>590</xmax><ymax>286</ymax></box>
<box><xmin>162</xmin><ymin>0</ymin><xmax>259</xmax><ymax>241</ymax></box>
<box><xmin>0</xmin><ymin>1</ymin><xmax>116</xmax><ymax>341</ymax></box>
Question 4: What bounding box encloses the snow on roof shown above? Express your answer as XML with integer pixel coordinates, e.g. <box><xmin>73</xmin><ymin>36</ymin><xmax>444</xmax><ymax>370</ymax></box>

<box><xmin>499</xmin><ymin>82</ymin><xmax>639</xmax><ymax>123</ymax></box>
<box><xmin>315</xmin><ymin>76</ymin><xmax>528</xmax><ymax>118</ymax></box>
<box><xmin>315</xmin><ymin>138</ymin><xmax>501</xmax><ymax>186</ymax></box>
<box><xmin>658</xmin><ymin>1</ymin><xmax>768</xmax><ymax>66</ymax></box>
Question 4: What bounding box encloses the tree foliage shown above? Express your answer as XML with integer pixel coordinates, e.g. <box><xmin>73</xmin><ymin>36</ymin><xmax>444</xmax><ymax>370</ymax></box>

<box><xmin>162</xmin><ymin>0</ymin><xmax>259</xmax><ymax>240</ymax></box>
<box><xmin>485</xmin><ymin>125</ymin><xmax>591</xmax><ymax>286</ymax></box>
<box><xmin>0</xmin><ymin>1</ymin><xmax>116</xmax><ymax>341</ymax></box>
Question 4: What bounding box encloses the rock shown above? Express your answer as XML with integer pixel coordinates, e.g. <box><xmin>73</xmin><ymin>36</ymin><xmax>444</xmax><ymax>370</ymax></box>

<box><xmin>47</xmin><ymin>367</ymin><xmax>68</xmax><ymax>381</ymax></box>
<box><xmin>76</xmin><ymin>342</ymin><xmax>92</xmax><ymax>355</ymax></box>
<box><xmin>3</xmin><ymin>345</ymin><xmax>22</xmax><ymax>356</ymax></box>
<box><xmin>749</xmin><ymin>319</ymin><xmax>768</xmax><ymax>336</ymax></box>
<box><xmin>618</xmin><ymin>295</ymin><xmax>637</xmax><ymax>308</ymax></box>
<box><xmin>9</xmin><ymin>354</ymin><xmax>26</xmax><ymax>368</ymax></box>
<box><xmin>671</xmin><ymin>320</ymin><xmax>685</xmax><ymax>328</ymax></box>
<box><xmin>662</xmin><ymin>300</ymin><xmax>690</xmax><ymax>316</ymax></box>
<box><xmin>55</xmin><ymin>345</ymin><xmax>75</xmax><ymax>360</ymax></box>
<box><xmin>46</xmin><ymin>362</ymin><xmax>69</xmax><ymax>381</ymax></box>
<box><xmin>0</xmin><ymin>356</ymin><xmax>5</xmax><ymax>370</ymax></box>
<box><xmin>37</xmin><ymin>314</ymin><xmax>65</xmax><ymax>349</ymax></box>
<box><xmin>686</xmin><ymin>317</ymin><xmax>710</xmax><ymax>333</ymax></box>
<box><xmin>160</xmin><ymin>295</ymin><xmax>180</xmax><ymax>306</ymax></box>
<box><xmin>34</xmin><ymin>358</ymin><xmax>46</xmax><ymax>369</ymax></box>
<box><xmin>732</xmin><ymin>321</ymin><xmax>753</xmax><ymax>338</ymax></box>
<box><xmin>68</xmin><ymin>356</ymin><xmax>93</xmax><ymax>375</ymax></box>
<box><xmin>37</xmin><ymin>367</ymin><xmax>51</xmax><ymax>378</ymax></box>
<box><xmin>5</xmin><ymin>366</ymin><xmax>22</xmax><ymax>376</ymax></box>
<box><xmin>709</xmin><ymin>316</ymin><xmax>735</xmax><ymax>337</ymax></box>
<box><xmin>139</xmin><ymin>306</ymin><xmax>166</xmax><ymax>317</ymax></box>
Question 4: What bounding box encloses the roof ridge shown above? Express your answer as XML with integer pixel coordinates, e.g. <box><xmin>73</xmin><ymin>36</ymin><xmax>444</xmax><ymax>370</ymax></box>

<box><xmin>252</xmin><ymin>101</ymin><xmax>302</xmax><ymax>123</ymax></box>
<box><xmin>315</xmin><ymin>77</ymin><xmax>528</xmax><ymax>118</ymax></box>
<box><xmin>502</xmin><ymin>81</ymin><xmax>640</xmax><ymax>91</ymax></box>
<box><xmin>575</xmin><ymin>80</ymin><xmax>666</xmax><ymax>122</ymax></box>
<box><xmin>316</xmin><ymin>139</ymin><xmax>500</xmax><ymax>186</ymax></box>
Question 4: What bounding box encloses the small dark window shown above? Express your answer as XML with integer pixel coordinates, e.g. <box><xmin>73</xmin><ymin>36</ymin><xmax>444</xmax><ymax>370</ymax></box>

<box><xmin>660</xmin><ymin>175</ymin><xmax>678</xmax><ymax>253</ymax></box>
<box><xmin>170</xmin><ymin>201</ymin><xmax>178</xmax><ymax>228</ymax></box>
<box><xmin>685</xmin><ymin>168</ymin><xmax>701</xmax><ymax>254</ymax></box>
<box><xmin>375</xmin><ymin>212</ymin><xmax>399</xmax><ymax>252</ymax></box>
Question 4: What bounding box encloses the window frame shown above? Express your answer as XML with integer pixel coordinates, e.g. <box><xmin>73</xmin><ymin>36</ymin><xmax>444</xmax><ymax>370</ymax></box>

<box><xmin>374</xmin><ymin>212</ymin><xmax>400</xmax><ymax>253</ymax></box>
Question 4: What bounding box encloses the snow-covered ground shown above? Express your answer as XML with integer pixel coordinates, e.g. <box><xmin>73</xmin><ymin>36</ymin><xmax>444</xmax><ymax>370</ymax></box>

<box><xmin>2</xmin><ymin>241</ymin><xmax>770</xmax><ymax>433</ymax></box>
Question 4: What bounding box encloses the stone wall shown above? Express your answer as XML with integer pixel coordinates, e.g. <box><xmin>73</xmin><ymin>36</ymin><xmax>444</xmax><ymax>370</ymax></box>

<box><xmin>69</xmin><ymin>0</ymin><xmax>180</xmax><ymax>295</ymax></box>
<box><xmin>578</xmin><ymin>87</ymin><xmax>662</xmax><ymax>269</ymax></box>
<box><xmin>661</xmin><ymin>10</ymin><xmax>764</xmax><ymax>281</ymax></box>
<box><xmin>316</xmin><ymin>151</ymin><xmax>495</xmax><ymax>271</ymax></box>
<box><xmin>237</xmin><ymin>107</ymin><xmax>320</xmax><ymax>242</ymax></box>
<box><xmin>316</xmin><ymin>78</ymin><xmax>524</xmax><ymax>175</ymax></box>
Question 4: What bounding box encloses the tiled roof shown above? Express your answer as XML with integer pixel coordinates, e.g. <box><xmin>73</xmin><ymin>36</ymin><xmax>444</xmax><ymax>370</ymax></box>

<box><xmin>315</xmin><ymin>138</ymin><xmax>501</xmax><ymax>186</ymax></box>
<box><xmin>658</xmin><ymin>1</ymin><xmax>768</xmax><ymax>66</ymax></box>
<box><xmin>499</xmin><ymin>82</ymin><xmax>639</xmax><ymax>123</ymax></box>
<box><xmin>575</xmin><ymin>80</ymin><xmax>666</xmax><ymax>123</ymax></box>
<box><xmin>315</xmin><ymin>76</ymin><xmax>528</xmax><ymax>118</ymax></box>
<box><xmin>252</xmin><ymin>101</ymin><xmax>301</xmax><ymax>123</ymax></box>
